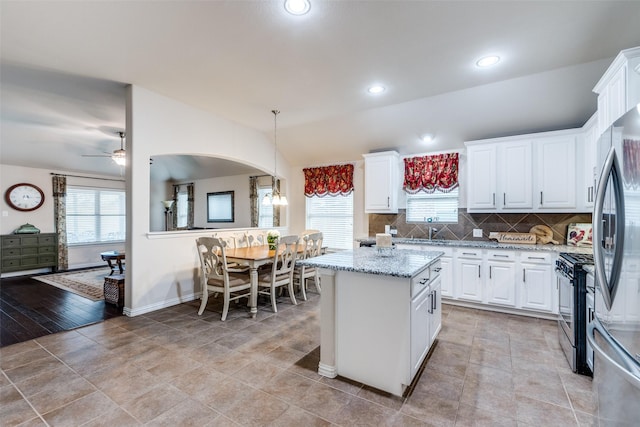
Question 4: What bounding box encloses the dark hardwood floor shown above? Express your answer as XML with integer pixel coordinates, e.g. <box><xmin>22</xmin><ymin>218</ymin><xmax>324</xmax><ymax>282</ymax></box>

<box><xmin>0</xmin><ymin>273</ymin><xmax>122</xmax><ymax>347</ymax></box>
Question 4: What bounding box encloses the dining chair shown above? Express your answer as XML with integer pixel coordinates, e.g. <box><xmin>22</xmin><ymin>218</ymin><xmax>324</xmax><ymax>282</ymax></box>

<box><xmin>294</xmin><ymin>232</ymin><xmax>323</xmax><ymax>300</ymax></box>
<box><xmin>234</xmin><ymin>232</ymin><xmax>250</xmax><ymax>248</ymax></box>
<box><xmin>248</xmin><ymin>233</ymin><xmax>266</xmax><ymax>247</ymax></box>
<box><xmin>196</xmin><ymin>237</ymin><xmax>253</xmax><ymax>321</ymax></box>
<box><xmin>257</xmin><ymin>234</ymin><xmax>299</xmax><ymax>313</ymax></box>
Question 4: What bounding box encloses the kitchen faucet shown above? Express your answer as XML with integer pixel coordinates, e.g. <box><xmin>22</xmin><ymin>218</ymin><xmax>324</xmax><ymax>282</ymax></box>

<box><xmin>428</xmin><ymin>227</ymin><xmax>438</xmax><ymax>240</ymax></box>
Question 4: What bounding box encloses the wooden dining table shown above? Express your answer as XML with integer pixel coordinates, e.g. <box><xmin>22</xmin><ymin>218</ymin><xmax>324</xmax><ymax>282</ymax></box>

<box><xmin>224</xmin><ymin>245</ymin><xmax>280</xmax><ymax>318</ymax></box>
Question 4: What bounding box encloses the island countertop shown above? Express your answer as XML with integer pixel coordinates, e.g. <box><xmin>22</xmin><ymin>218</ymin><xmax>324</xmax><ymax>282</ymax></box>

<box><xmin>297</xmin><ymin>247</ymin><xmax>443</xmax><ymax>278</ymax></box>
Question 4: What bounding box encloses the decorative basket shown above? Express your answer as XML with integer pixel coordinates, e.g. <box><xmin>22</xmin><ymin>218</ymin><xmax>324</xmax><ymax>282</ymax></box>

<box><xmin>104</xmin><ymin>274</ymin><xmax>125</xmax><ymax>307</ymax></box>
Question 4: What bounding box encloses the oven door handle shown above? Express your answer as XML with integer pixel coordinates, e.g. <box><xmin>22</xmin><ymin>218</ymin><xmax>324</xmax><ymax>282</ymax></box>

<box><xmin>587</xmin><ymin>317</ymin><xmax>640</xmax><ymax>389</ymax></box>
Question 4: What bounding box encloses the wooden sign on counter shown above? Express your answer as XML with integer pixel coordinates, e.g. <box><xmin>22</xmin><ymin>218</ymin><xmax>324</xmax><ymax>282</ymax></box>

<box><xmin>489</xmin><ymin>232</ymin><xmax>536</xmax><ymax>245</ymax></box>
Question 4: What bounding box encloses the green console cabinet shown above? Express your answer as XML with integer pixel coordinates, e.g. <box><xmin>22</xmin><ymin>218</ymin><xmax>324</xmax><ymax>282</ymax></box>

<box><xmin>1</xmin><ymin>233</ymin><xmax>58</xmax><ymax>273</ymax></box>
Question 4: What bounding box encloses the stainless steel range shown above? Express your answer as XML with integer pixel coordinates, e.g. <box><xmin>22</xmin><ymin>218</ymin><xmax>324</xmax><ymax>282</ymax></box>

<box><xmin>556</xmin><ymin>252</ymin><xmax>593</xmax><ymax>375</ymax></box>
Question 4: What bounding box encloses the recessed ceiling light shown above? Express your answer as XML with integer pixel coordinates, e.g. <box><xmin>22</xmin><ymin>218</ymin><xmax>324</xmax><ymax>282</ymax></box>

<box><xmin>368</xmin><ymin>85</ymin><xmax>386</xmax><ymax>94</ymax></box>
<box><xmin>476</xmin><ymin>55</ymin><xmax>500</xmax><ymax>68</ymax></box>
<box><xmin>284</xmin><ymin>0</ymin><xmax>311</xmax><ymax>15</ymax></box>
<box><xmin>422</xmin><ymin>134</ymin><xmax>434</xmax><ymax>143</ymax></box>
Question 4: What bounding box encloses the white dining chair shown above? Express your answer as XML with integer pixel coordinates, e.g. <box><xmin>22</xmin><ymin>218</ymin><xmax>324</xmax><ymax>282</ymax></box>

<box><xmin>294</xmin><ymin>232</ymin><xmax>323</xmax><ymax>300</ymax></box>
<box><xmin>257</xmin><ymin>234</ymin><xmax>299</xmax><ymax>312</ymax></box>
<box><xmin>196</xmin><ymin>237</ymin><xmax>252</xmax><ymax>321</ymax></box>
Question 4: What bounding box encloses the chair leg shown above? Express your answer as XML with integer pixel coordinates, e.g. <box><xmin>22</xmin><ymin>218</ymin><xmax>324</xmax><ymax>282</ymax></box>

<box><xmin>314</xmin><ymin>271</ymin><xmax>321</xmax><ymax>293</ymax></box>
<box><xmin>198</xmin><ymin>287</ymin><xmax>209</xmax><ymax>315</ymax></box>
<box><xmin>270</xmin><ymin>285</ymin><xmax>278</xmax><ymax>313</ymax></box>
<box><xmin>299</xmin><ymin>268</ymin><xmax>308</xmax><ymax>301</ymax></box>
<box><xmin>288</xmin><ymin>281</ymin><xmax>298</xmax><ymax>306</ymax></box>
<box><xmin>221</xmin><ymin>290</ymin><xmax>230</xmax><ymax>321</ymax></box>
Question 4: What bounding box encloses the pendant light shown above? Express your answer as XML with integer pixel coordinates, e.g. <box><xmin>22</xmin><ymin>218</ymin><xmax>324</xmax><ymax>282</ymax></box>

<box><xmin>263</xmin><ymin>109</ymin><xmax>288</xmax><ymax>206</ymax></box>
<box><xmin>112</xmin><ymin>132</ymin><xmax>126</xmax><ymax>166</ymax></box>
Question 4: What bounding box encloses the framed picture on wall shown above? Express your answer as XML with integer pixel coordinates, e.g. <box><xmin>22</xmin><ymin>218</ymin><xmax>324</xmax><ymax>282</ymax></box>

<box><xmin>207</xmin><ymin>191</ymin><xmax>234</xmax><ymax>222</ymax></box>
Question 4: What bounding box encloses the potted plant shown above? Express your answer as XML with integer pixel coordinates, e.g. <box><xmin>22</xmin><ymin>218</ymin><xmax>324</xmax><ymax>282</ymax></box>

<box><xmin>267</xmin><ymin>230</ymin><xmax>280</xmax><ymax>250</ymax></box>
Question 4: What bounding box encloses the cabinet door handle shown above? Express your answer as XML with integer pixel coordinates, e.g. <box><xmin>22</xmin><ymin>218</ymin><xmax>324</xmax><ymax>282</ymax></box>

<box><xmin>523</xmin><ymin>268</ymin><xmax>526</xmax><ymax>282</ymax></box>
<box><xmin>528</xmin><ymin>256</ymin><xmax>545</xmax><ymax>260</ymax></box>
<box><xmin>462</xmin><ymin>252</ymin><xmax>477</xmax><ymax>256</ymax></box>
<box><xmin>433</xmin><ymin>290</ymin><xmax>437</xmax><ymax>311</ymax></box>
<box><xmin>489</xmin><ymin>266</ymin><xmax>492</xmax><ymax>279</ymax></box>
<box><xmin>493</xmin><ymin>254</ymin><xmax>509</xmax><ymax>258</ymax></box>
<box><xmin>478</xmin><ymin>265</ymin><xmax>481</xmax><ymax>278</ymax></box>
<box><xmin>428</xmin><ymin>292</ymin><xmax>433</xmax><ymax>314</ymax></box>
<box><xmin>387</xmin><ymin>196</ymin><xmax>390</xmax><ymax>208</ymax></box>
<box><xmin>503</xmin><ymin>193</ymin><xmax>506</xmax><ymax>206</ymax></box>
<box><xmin>493</xmin><ymin>193</ymin><xmax>496</xmax><ymax>206</ymax></box>
<box><xmin>540</xmin><ymin>191</ymin><xmax>543</xmax><ymax>205</ymax></box>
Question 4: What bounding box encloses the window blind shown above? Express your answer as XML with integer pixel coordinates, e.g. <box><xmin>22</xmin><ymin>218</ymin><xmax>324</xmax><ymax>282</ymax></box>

<box><xmin>66</xmin><ymin>187</ymin><xmax>126</xmax><ymax>244</ymax></box>
<box><xmin>406</xmin><ymin>189</ymin><xmax>459</xmax><ymax>223</ymax></box>
<box><xmin>306</xmin><ymin>194</ymin><xmax>353</xmax><ymax>250</ymax></box>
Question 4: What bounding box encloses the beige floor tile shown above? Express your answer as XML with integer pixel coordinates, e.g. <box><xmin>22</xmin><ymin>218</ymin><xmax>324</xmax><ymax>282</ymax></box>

<box><xmin>119</xmin><ymin>384</ymin><xmax>189</xmax><ymax>423</ymax></box>
<box><xmin>34</xmin><ymin>330</ymin><xmax>96</xmax><ymax>356</ymax></box>
<box><xmin>27</xmin><ymin>376</ymin><xmax>97</xmax><ymax>414</ymax></box>
<box><xmin>3</xmin><ymin>355</ymin><xmax>66</xmax><ymax>383</ymax></box>
<box><xmin>233</xmin><ymin>359</ymin><xmax>285</xmax><ymax>387</ymax></box>
<box><xmin>81</xmin><ymin>407</ymin><xmax>142</xmax><ymax>426</ymax></box>
<box><xmin>1</xmin><ymin>384</ymin><xmax>24</xmax><ymax>406</ymax></box>
<box><xmin>412</xmin><ymin>367</ymin><xmax>465</xmax><ymax>402</ymax></box>
<box><xmin>145</xmin><ymin>398</ymin><xmax>221</xmax><ymax>426</ymax></box>
<box><xmin>513</xmin><ymin>370</ymin><xmax>571</xmax><ymax>408</ymax></box>
<box><xmin>266</xmin><ymin>405</ymin><xmax>332</xmax><ymax>426</ymax></box>
<box><xmin>515</xmin><ymin>395</ymin><xmax>578</xmax><ymax>425</ymax></box>
<box><xmin>41</xmin><ymin>390</ymin><xmax>118</xmax><ymax>426</ymax></box>
<box><xmin>0</xmin><ymin>340</ymin><xmax>40</xmax><ymax>359</ymax></box>
<box><xmin>0</xmin><ymin>347</ymin><xmax>53</xmax><ymax>371</ymax></box>
<box><xmin>401</xmin><ymin>391</ymin><xmax>459</xmax><ymax>426</ymax></box>
<box><xmin>356</xmin><ymin>385</ymin><xmax>405</xmax><ymax>411</ymax></box>
<box><xmin>335</xmin><ymin>396</ymin><xmax>398</xmax><ymax>426</ymax></box>
<box><xmin>226</xmin><ymin>389</ymin><xmax>290</xmax><ymax>427</ymax></box>
<box><xmin>459</xmin><ymin>378</ymin><xmax>517</xmax><ymax>419</ymax></box>
<box><xmin>297</xmin><ymin>381</ymin><xmax>354</xmax><ymax>423</ymax></box>
<box><xmin>454</xmin><ymin>403</ymin><xmax>517</xmax><ymax>427</ymax></box>
<box><xmin>260</xmin><ymin>371</ymin><xmax>318</xmax><ymax>403</ymax></box>
<box><xmin>0</xmin><ymin>398</ymin><xmax>40</xmax><ymax>427</ymax></box>
<box><xmin>202</xmin><ymin>376</ymin><xmax>259</xmax><ymax>413</ymax></box>
<box><xmin>468</xmin><ymin>346</ymin><xmax>512</xmax><ymax>372</ymax></box>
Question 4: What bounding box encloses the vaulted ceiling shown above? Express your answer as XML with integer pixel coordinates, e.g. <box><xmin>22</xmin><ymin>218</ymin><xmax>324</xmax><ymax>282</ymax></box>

<box><xmin>2</xmin><ymin>1</ymin><xmax>640</xmax><ymax>178</ymax></box>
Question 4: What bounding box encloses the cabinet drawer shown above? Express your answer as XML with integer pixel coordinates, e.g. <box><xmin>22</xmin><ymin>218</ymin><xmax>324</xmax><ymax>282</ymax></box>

<box><xmin>20</xmin><ymin>236</ymin><xmax>39</xmax><ymax>246</ymax></box>
<box><xmin>520</xmin><ymin>252</ymin><xmax>552</xmax><ymax>264</ymax></box>
<box><xmin>486</xmin><ymin>250</ymin><xmax>515</xmax><ymax>261</ymax></box>
<box><xmin>38</xmin><ymin>254</ymin><xmax>57</xmax><ymax>264</ymax></box>
<box><xmin>2</xmin><ymin>237</ymin><xmax>22</xmax><ymax>247</ymax></box>
<box><xmin>2</xmin><ymin>248</ymin><xmax>21</xmax><ymax>257</ymax></box>
<box><xmin>457</xmin><ymin>249</ymin><xmax>482</xmax><ymax>259</ymax></box>
<box><xmin>22</xmin><ymin>247</ymin><xmax>38</xmax><ymax>255</ymax></box>
<box><xmin>411</xmin><ymin>260</ymin><xmax>441</xmax><ymax>297</ymax></box>
<box><xmin>2</xmin><ymin>258</ymin><xmax>22</xmax><ymax>269</ymax></box>
<box><xmin>38</xmin><ymin>236</ymin><xmax>56</xmax><ymax>245</ymax></box>
<box><xmin>39</xmin><ymin>246</ymin><xmax>56</xmax><ymax>254</ymax></box>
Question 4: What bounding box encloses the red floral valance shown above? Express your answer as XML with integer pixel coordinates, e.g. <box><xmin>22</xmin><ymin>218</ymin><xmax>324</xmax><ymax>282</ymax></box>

<box><xmin>303</xmin><ymin>164</ymin><xmax>354</xmax><ymax>197</ymax></box>
<box><xmin>403</xmin><ymin>153</ymin><xmax>459</xmax><ymax>194</ymax></box>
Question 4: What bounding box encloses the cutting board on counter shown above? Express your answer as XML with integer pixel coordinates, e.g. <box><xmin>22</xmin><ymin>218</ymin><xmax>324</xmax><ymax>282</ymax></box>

<box><xmin>489</xmin><ymin>232</ymin><xmax>536</xmax><ymax>244</ymax></box>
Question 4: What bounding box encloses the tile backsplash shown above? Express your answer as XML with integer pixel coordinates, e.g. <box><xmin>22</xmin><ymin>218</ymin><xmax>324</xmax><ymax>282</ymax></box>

<box><xmin>369</xmin><ymin>210</ymin><xmax>592</xmax><ymax>245</ymax></box>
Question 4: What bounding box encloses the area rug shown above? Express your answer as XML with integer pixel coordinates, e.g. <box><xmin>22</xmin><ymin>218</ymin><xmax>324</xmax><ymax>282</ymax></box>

<box><xmin>34</xmin><ymin>267</ymin><xmax>111</xmax><ymax>301</ymax></box>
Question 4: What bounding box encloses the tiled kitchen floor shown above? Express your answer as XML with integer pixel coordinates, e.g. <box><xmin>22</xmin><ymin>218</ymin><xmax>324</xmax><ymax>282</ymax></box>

<box><xmin>0</xmin><ymin>292</ymin><xmax>595</xmax><ymax>426</ymax></box>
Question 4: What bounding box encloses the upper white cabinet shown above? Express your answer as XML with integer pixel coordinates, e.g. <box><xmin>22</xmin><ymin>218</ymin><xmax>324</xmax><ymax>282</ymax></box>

<box><xmin>593</xmin><ymin>47</ymin><xmax>640</xmax><ymax>136</ymax></box>
<box><xmin>363</xmin><ymin>151</ymin><xmax>400</xmax><ymax>213</ymax></box>
<box><xmin>466</xmin><ymin>129</ymin><xmax>582</xmax><ymax>213</ymax></box>
<box><xmin>466</xmin><ymin>144</ymin><xmax>497</xmax><ymax>209</ymax></box>
<box><xmin>579</xmin><ymin>113</ymin><xmax>598</xmax><ymax>211</ymax></box>
<box><xmin>536</xmin><ymin>134</ymin><xmax>576</xmax><ymax>209</ymax></box>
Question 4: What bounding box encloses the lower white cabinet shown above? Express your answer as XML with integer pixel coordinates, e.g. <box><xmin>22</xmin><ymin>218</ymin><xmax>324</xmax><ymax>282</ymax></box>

<box><xmin>429</xmin><ymin>275</ymin><xmax>442</xmax><ymax>344</ymax></box>
<box><xmin>486</xmin><ymin>250</ymin><xmax>517</xmax><ymax>307</ymax></box>
<box><xmin>456</xmin><ymin>250</ymin><xmax>483</xmax><ymax>302</ymax></box>
<box><xmin>439</xmin><ymin>253</ymin><xmax>454</xmax><ymax>298</ymax></box>
<box><xmin>410</xmin><ymin>285</ymin><xmax>432</xmax><ymax>377</ymax></box>
<box><xmin>519</xmin><ymin>252</ymin><xmax>555</xmax><ymax>313</ymax></box>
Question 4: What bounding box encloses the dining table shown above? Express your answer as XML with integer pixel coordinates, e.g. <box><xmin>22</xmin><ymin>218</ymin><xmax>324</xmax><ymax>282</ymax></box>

<box><xmin>223</xmin><ymin>245</ymin><xmax>281</xmax><ymax>318</ymax></box>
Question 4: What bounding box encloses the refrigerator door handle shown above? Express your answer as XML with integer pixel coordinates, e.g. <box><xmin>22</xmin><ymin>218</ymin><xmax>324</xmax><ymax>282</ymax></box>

<box><xmin>587</xmin><ymin>318</ymin><xmax>640</xmax><ymax>389</ymax></box>
<box><xmin>593</xmin><ymin>146</ymin><xmax>626</xmax><ymax>310</ymax></box>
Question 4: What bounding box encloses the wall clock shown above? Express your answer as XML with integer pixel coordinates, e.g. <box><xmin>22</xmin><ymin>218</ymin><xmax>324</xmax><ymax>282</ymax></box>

<box><xmin>4</xmin><ymin>183</ymin><xmax>45</xmax><ymax>212</ymax></box>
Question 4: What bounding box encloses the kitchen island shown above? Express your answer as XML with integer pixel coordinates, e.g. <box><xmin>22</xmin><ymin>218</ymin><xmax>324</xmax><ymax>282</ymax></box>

<box><xmin>297</xmin><ymin>247</ymin><xmax>443</xmax><ymax>396</ymax></box>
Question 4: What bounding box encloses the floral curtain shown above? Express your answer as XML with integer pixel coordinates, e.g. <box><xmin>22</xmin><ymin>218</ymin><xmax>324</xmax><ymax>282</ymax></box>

<box><xmin>249</xmin><ymin>176</ymin><xmax>258</xmax><ymax>227</ymax></box>
<box><xmin>303</xmin><ymin>164</ymin><xmax>354</xmax><ymax>197</ymax></box>
<box><xmin>272</xmin><ymin>176</ymin><xmax>281</xmax><ymax>227</ymax></box>
<box><xmin>172</xmin><ymin>185</ymin><xmax>179</xmax><ymax>230</ymax></box>
<box><xmin>52</xmin><ymin>175</ymin><xmax>68</xmax><ymax>270</ymax></box>
<box><xmin>403</xmin><ymin>153</ymin><xmax>459</xmax><ymax>194</ymax></box>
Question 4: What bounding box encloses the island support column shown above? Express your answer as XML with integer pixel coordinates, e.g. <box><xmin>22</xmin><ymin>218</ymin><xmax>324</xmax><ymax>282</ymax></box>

<box><xmin>317</xmin><ymin>268</ymin><xmax>337</xmax><ymax>378</ymax></box>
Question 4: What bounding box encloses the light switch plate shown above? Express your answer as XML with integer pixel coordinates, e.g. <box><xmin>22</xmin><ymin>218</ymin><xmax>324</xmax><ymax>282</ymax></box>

<box><xmin>473</xmin><ymin>228</ymin><xmax>483</xmax><ymax>238</ymax></box>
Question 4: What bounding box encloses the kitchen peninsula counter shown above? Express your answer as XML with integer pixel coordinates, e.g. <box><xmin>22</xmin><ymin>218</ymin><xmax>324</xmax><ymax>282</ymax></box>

<box><xmin>298</xmin><ymin>248</ymin><xmax>443</xmax><ymax>396</ymax></box>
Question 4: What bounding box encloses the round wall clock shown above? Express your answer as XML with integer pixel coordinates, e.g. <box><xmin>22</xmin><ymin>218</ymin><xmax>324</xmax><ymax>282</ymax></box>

<box><xmin>4</xmin><ymin>183</ymin><xmax>45</xmax><ymax>212</ymax></box>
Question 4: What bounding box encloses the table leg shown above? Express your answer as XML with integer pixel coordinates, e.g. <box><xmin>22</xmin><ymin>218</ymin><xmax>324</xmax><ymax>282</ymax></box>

<box><xmin>117</xmin><ymin>259</ymin><xmax>124</xmax><ymax>274</ymax></box>
<box><xmin>106</xmin><ymin>259</ymin><xmax>115</xmax><ymax>276</ymax></box>
<box><xmin>249</xmin><ymin>266</ymin><xmax>258</xmax><ymax>318</ymax></box>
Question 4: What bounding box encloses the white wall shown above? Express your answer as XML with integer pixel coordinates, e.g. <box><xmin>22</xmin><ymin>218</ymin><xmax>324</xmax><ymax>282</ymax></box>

<box><xmin>193</xmin><ymin>174</ymin><xmax>252</xmax><ymax>228</ymax></box>
<box><xmin>126</xmin><ymin>85</ymin><xmax>292</xmax><ymax>315</ymax></box>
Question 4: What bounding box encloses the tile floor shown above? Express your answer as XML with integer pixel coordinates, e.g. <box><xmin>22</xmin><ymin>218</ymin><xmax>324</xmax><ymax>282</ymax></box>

<box><xmin>0</xmin><ymin>292</ymin><xmax>596</xmax><ymax>426</ymax></box>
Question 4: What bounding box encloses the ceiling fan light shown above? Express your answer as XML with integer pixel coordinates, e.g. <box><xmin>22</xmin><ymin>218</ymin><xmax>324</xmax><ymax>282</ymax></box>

<box><xmin>284</xmin><ymin>0</ymin><xmax>310</xmax><ymax>15</ymax></box>
<box><xmin>112</xmin><ymin>149</ymin><xmax>126</xmax><ymax>166</ymax></box>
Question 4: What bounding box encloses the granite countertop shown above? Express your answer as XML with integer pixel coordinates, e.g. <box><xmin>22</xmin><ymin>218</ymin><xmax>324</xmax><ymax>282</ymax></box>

<box><xmin>357</xmin><ymin>237</ymin><xmax>593</xmax><ymax>254</ymax></box>
<box><xmin>297</xmin><ymin>247</ymin><xmax>443</xmax><ymax>278</ymax></box>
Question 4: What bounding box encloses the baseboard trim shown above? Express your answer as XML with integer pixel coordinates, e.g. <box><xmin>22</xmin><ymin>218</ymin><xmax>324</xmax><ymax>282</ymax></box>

<box><xmin>123</xmin><ymin>292</ymin><xmax>200</xmax><ymax>317</ymax></box>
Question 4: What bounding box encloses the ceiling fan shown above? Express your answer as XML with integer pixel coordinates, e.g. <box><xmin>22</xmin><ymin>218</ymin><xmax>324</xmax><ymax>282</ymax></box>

<box><xmin>82</xmin><ymin>131</ymin><xmax>126</xmax><ymax>166</ymax></box>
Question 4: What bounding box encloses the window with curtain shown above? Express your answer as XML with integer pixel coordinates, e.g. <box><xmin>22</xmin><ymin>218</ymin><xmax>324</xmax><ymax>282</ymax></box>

<box><xmin>404</xmin><ymin>153</ymin><xmax>459</xmax><ymax>223</ymax></box>
<box><xmin>306</xmin><ymin>194</ymin><xmax>353</xmax><ymax>250</ymax></box>
<box><xmin>176</xmin><ymin>191</ymin><xmax>188</xmax><ymax>228</ymax></box>
<box><xmin>66</xmin><ymin>186</ymin><xmax>126</xmax><ymax>244</ymax></box>
<box><xmin>304</xmin><ymin>164</ymin><xmax>354</xmax><ymax>250</ymax></box>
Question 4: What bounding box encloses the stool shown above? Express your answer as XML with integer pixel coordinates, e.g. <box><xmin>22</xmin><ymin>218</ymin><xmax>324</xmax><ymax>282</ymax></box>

<box><xmin>104</xmin><ymin>274</ymin><xmax>125</xmax><ymax>307</ymax></box>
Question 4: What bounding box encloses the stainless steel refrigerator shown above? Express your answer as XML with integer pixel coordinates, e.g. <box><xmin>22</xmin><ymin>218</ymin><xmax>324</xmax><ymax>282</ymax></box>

<box><xmin>590</xmin><ymin>103</ymin><xmax>640</xmax><ymax>425</ymax></box>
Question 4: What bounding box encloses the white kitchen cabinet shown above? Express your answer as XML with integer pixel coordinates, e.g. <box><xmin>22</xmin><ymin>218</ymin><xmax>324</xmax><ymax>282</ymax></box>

<box><xmin>410</xmin><ymin>285</ymin><xmax>431</xmax><ymax>378</ymax></box>
<box><xmin>594</xmin><ymin>47</ymin><xmax>640</xmax><ymax>136</ymax></box>
<box><xmin>500</xmin><ymin>141</ymin><xmax>533</xmax><ymax>209</ymax></box>
<box><xmin>428</xmin><ymin>275</ymin><xmax>442</xmax><ymax>344</ymax></box>
<box><xmin>536</xmin><ymin>135</ymin><xmax>576</xmax><ymax>210</ymax></box>
<box><xmin>519</xmin><ymin>252</ymin><xmax>555</xmax><ymax>313</ymax></box>
<box><xmin>466</xmin><ymin>144</ymin><xmax>497</xmax><ymax>210</ymax></box>
<box><xmin>438</xmin><ymin>251</ymin><xmax>454</xmax><ymax>298</ymax></box>
<box><xmin>363</xmin><ymin>151</ymin><xmax>399</xmax><ymax>213</ymax></box>
<box><xmin>579</xmin><ymin>113</ymin><xmax>598</xmax><ymax>211</ymax></box>
<box><xmin>486</xmin><ymin>250</ymin><xmax>516</xmax><ymax>307</ymax></box>
<box><xmin>456</xmin><ymin>249</ymin><xmax>483</xmax><ymax>302</ymax></box>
